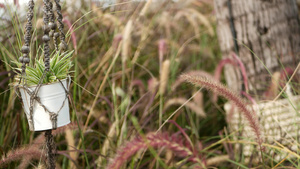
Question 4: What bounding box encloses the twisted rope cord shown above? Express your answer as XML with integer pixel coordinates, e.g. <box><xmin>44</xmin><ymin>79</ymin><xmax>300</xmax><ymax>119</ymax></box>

<box><xmin>45</xmin><ymin>130</ymin><xmax>56</xmax><ymax>169</ymax></box>
<box><xmin>18</xmin><ymin>0</ymin><xmax>35</xmax><ymax>130</ymax></box>
<box><xmin>48</xmin><ymin>1</ymin><xmax>55</xmax><ymax>25</ymax></box>
<box><xmin>43</xmin><ymin>0</ymin><xmax>51</xmax><ymax>72</ymax></box>
<box><xmin>43</xmin><ymin>1</ymin><xmax>56</xmax><ymax>169</ymax></box>
<box><xmin>20</xmin><ymin>0</ymin><xmax>34</xmax><ymax>74</ymax></box>
<box><xmin>54</xmin><ymin>0</ymin><xmax>67</xmax><ymax>52</ymax></box>
<box><xmin>48</xmin><ymin>1</ymin><xmax>60</xmax><ymax>51</ymax></box>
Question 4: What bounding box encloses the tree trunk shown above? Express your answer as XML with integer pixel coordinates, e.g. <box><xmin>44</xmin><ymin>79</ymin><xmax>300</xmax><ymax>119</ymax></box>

<box><xmin>214</xmin><ymin>0</ymin><xmax>300</xmax><ymax>96</ymax></box>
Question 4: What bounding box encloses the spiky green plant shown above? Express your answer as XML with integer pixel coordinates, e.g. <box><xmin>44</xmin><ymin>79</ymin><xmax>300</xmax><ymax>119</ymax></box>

<box><xmin>13</xmin><ymin>50</ymin><xmax>74</xmax><ymax>86</ymax></box>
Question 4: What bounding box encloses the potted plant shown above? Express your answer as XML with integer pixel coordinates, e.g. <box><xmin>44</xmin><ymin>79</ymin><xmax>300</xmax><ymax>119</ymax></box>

<box><xmin>13</xmin><ymin>50</ymin><xmax>73</xmax><ymax>131</ymax></box>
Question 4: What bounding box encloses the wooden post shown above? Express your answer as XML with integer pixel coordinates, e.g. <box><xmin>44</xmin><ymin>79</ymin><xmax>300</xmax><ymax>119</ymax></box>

<box><xmin>214</xmin><ymin>0</ymin><xmax>300</xmax><ymax>96</ymax></box>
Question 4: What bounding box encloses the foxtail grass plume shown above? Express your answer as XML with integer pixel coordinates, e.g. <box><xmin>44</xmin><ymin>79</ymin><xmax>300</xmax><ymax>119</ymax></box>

<box><xmin>64</xmin><ymin>18</ymin><xmax>77</xmax><ymax>53</ymax></box>
<box><xmin>148</xmin><ymin>77</ymin><xmax>158</xmax><ymax>94</ymax></box>
<box><xmin>181</xmin><ymin>74</ymin><xmax>262</xmax><ymax>145</ymax></box>
<box><xmin>172</xmin><ymin>70</ymin><xmax>214</xmax><ymax>91</ymax></box>
<box><xmin>231</xmin><ymin>52</ymin><xmax>249</xmax><ymax>92</ymax></box>
<box><xmin>160</xmin><ymin>60</ymin><xmax>170</xmax><ymax>95</ymax></box>
<box><xmin>107</xmin><ymin>132</ymin><xmax>202</xmax><ymax>169</ymax></box>
<box><xmin>175</xmin><ymin>10</ymin><xmax>200</xmax><ymax>38</ymax></box>
<box><xmin>113</xmin><ymin>34</ymin><xmax>123</xmax><ymax>49</ymax></box>
<box><xmin>263</xmin><ymin>72</ymin><xmax>280</xmax><ymax>100</ymax></box>
<box><xmin>14</xmin><ymin>0</ymin><xmax>19</xmax><ymax>7</ymax></box>
<box><xmin>164</xmin><ymin>97</ymin><xmax>206</xmax><ymax>117</ymax></box>
<box><xmin>140</xmin><ymin>0</ymin><xmax>152</xmax><ymax>17</ymax></box>
<box><xmin>158</xmin><ymin>39</ymin><xmax>167</xmax><ymax>73</ymax></box>
<box><xmin>213</xmin><ymin>57</ymin><xmax>237</xmax><ymax>102</ymax></box>
<box><xmin>193</xmin><ymin>91</ymin><xmax>204</xmax><ymax>107</ymax></box>
<box><xmin>122</xmin><ymin>20</ymin><xmax>133</xmax><ymax>64</ymax></box>
<box><xmin>213</xmin><ymin>53</ymin><xmax>249</xmax><ymax>101</ymax></box>
<box><xmin>0</xmin><ymin>147</ymin><xmax>44</xmax><ymax>167</ymax></box>
<box><xmin>15</xmin><ymin>123</ymin><xmax>79</xmax><ymax>168</ymax></box>
<box><xmin>36</xmin><ymin>18</ymin><xmax>44</xmax><ymax>29</ymax></box>
<box><xmin>214</xmin><ymin>58</ymin><xmax>236</xmax><ymax>85</ymax></box>
<box><xmin>35</xmin><ymin>163</ymin><xmax>46</xmax><ymax>169</ymax></box>
<box><xmin>185</xmin><ymin>8</ymin><xmax>214</xmax><ymax>36</ymax></box>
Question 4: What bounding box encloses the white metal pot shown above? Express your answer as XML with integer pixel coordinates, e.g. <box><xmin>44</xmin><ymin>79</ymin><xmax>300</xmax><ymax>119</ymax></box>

<box><xmin>19</xmin><ymin>78</ymin><xmax>71</xmax><ymax>131</ymax></box>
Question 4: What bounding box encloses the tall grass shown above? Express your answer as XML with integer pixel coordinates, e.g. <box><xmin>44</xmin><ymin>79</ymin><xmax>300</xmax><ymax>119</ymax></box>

<box><xmin>0</xmin><ymin>0</ymin><xmax>299</xmax><ymax>168</ymax></box>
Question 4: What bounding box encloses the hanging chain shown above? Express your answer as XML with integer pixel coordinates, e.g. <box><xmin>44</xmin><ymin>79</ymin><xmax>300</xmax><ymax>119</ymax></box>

<box><xmin>54</xmin><ymin>0</ymin><xmax>67</xmax><ymax>52</ymax></box>
<box><xmin>20</xmin><ymin>0</ymin><xmax>34</xmax><ymax>75</ymax></box>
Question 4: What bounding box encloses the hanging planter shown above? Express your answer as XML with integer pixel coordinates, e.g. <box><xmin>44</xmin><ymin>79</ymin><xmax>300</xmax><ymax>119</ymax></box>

<box><xmin>14</xmin><ymin>50</ymin><xmax>73</xmax><ymax>131</ymax></box>
<box><xmin>19</xmin><ymin>78</ymin><xmax>71</xmax><ymax>131</ymax></box>
<box><xmin>11</xmin><ymin>0</ymin><xmax>72</xmax><ymax>168</ymax></box>
<box><xmin>11</xmin><ymin>0</ymin><xmax>72</xmax><ymax>133</ymax></box>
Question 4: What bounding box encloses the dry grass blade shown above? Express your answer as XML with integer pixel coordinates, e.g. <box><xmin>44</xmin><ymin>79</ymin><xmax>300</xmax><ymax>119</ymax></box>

<box><xmin>206</xmin><ymin>155</ymin><xmax>229</xmax><ymax>166</ymax></box>
<box><xmin>139</xmin><ymin>0</ymin><xmax>152</xmax><ymax>17</ymax></box>
<box><xmin>174</xmin><ymin>10</ymin><xmax>200</xmax><ymax>38</ymax></box>
<box><xmin>164</xmin><ymin>97</ymin><xmax>206</xmax><ymax>117</ymax></box>
<box><xmin>96</xmin><ymin>122</ymin><xmax>117</xmax><ymax>167</ymax></box>
<box><xmin>65</xmin><ymin>129</ymin><xmax>77</xmax><ymax>169</ymax></box>
<box><xmin>83</xmin><ymin>43</ymin><xmax>122</xmax><ymax>137</ymax></box>
<box><xmin>185</xmin><ymin>8</ymin><xmax>214</xmax><ymax>36</ymax></box>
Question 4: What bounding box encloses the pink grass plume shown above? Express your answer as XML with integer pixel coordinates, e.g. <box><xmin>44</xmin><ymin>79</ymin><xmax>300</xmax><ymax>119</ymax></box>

<box><xmin>181</xmin><ymin>74</ymin><xmax>262</xmax><ymax>145</ymax></box>
<box><xmin>231</xmin><ymin>52</ymin><xmax>249</xmax><ymax>92</ymax></box>
<box><xmin>280</xmin><ymin>67</ymin><xmax>294</xmax><ymax>87</ymax></box>
<box><xmin>158</xmin><ymin>39</ymin><xmax>167</xmax><ymax>74</ymax></box>
<box><xmin>0</xmin><ymin>3</ymin><xmax>5</xmax><ymax>9</ymax></box>
<box><xmin>107</xmin><ymin>132</ymin><xmax>202</xmax><ymax>169</ymax></box>
<box><xmin>113</xmin><ymin>34</ymin><xmax>123</xmax><ymax>49</ymax></box>
<box><xmin>14</xmin><ymin>0</ymin><xmax>19</xmax><ymax>8</ymax></box>
<box><xmin>213</xmin><ymin>52</ymin><xmax>249</xmax><ymax>101</ymax></box>
<box><xmin>63</xmin><ymin>18</ymin><xmax>77</xmax><ymax>54</ymax></box>
<box><xmin>0</xmin><ymin>147</ymin><xmax>44</xmax><ymax>167</ymax></box>
<box><xmin>213</xmin><ymin>58</ymin><xmax>237</xmax><ymax>102</ymax></box>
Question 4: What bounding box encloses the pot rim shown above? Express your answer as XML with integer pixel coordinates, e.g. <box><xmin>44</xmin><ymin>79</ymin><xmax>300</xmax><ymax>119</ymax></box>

<box><xmin>17</xmin><ymin>76</ymin><xmax>70</xmax><ymax>89</ymax></box>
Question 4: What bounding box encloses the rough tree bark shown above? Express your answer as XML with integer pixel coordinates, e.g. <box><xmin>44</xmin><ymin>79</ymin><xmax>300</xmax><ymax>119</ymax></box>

<box><xmin>214</xmin><ymin>0</ymin><xmax>300</xmax><ymax>96</ymax></box>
